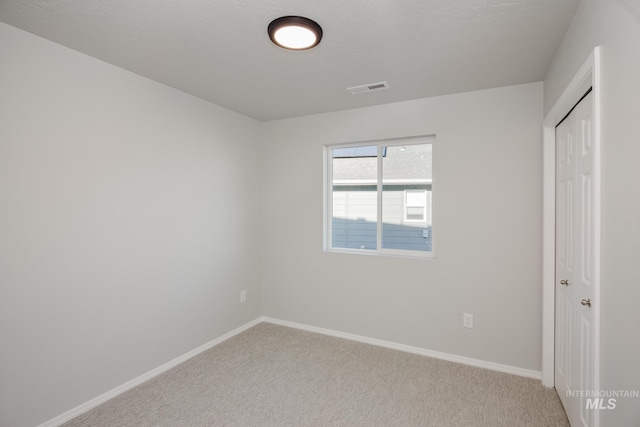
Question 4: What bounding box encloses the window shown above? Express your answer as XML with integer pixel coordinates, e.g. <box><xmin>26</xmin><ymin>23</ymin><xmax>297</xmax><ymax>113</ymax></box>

<box><xmin>405</xmin><ymin>190</ymin><xmax>427</xmax><ymax>222</ymax></box>
<box><xmin>325</xmin><ymin>136</ymin><xmax>434</xmax><ymax>257</ymax></box>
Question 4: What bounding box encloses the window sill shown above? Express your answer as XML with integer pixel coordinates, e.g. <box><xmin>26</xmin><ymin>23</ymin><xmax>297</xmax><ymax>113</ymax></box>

<box><xmin>323</xmin><ymin>248</ymin><xmax>435</xmax><ymax>260</ymax></box>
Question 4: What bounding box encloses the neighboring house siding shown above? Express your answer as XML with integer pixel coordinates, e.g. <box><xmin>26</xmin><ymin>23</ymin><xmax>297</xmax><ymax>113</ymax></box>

<box><xmin>332</xmin><ymin>189</ymin><xmax>377</xmax><ymax>250</ymax></box>
<box><xmin>383</xmin><ymin>188</ymin><xmax>432</xmax><ymax>251</ymax></box>
<box><xmin>332</xmin><ymin>185</ymin><xmax>432</xmax><ymax>251</ymax></box>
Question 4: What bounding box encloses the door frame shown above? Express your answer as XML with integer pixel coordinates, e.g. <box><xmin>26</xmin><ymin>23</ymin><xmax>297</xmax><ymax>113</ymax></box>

<box><xmin>542</xmin><ymin>47</ymin><xmax>601</xmax><ymax>422</ymax></box>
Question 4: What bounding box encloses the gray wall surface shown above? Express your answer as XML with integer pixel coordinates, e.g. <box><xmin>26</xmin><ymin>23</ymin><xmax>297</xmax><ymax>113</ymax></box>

<box><xmin>0</xmin><ymin>23</ymin><xmax>263</xmax><ymax>427</ymax></box>
<box><xmin>262</xmin><ymin>82</ymin><xmax>544</xmax><ymax>372</ymax></box>
<box><xmin>544</xmin><ymin>0</ymin><xmax>640</xmax><ymax>425</ymax></box>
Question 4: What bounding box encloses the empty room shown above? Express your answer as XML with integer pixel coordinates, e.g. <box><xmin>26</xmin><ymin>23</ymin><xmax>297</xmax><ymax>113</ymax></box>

<box><xmin>1</xmin><ymin>1</ymin><xmax>639</xmax><ymax>426</ymax></box>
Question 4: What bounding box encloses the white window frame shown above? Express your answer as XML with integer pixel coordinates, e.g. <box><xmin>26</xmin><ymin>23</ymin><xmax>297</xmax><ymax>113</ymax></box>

<box><xmin>324</xmin><ymin>135</ymin><xmax>435</xmax><ymax>259</ymax></box>
<box><xmin>404</xmin><ymin>189</ymin><xmax>428</xmax><ymax>223</ymax></box>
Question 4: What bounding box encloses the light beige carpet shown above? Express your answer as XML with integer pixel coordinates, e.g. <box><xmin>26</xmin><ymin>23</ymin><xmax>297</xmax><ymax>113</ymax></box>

<box><xmin>62</xmin><ymin>323</ymin><xmax>569</xmax><ymax>426</ymax></box>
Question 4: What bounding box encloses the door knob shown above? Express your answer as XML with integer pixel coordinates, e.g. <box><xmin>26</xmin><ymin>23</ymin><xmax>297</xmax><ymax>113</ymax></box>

<box><xmin>581</xmin><ymin>299</ymin><xmax>592</xmax><ymax>307</ymax></box>
<box><xmin>560</xmin><ymin>280</ymin><xmax>569</xmax><ymax>286</ymax></box>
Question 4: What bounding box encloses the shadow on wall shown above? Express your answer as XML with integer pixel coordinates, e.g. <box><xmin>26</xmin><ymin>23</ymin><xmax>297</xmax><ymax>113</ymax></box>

<box><xmin>332</xmin><ymin>217</ymin><xmax>432</xmax><ymax>252</ymax></box>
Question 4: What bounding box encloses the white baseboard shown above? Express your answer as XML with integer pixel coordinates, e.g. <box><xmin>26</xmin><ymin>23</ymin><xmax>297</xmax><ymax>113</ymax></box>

<box><xmin>38</xmin><ymin>317</ymin><xmax>262</xmax><ymax>427</ymax></box>
<box><xmin>40</xmin><ymin>316</ymin><xmax>541</xmax><ymax>426</ymax></box>
<box><xmin>261</xmin><ymin>317</ymin><xmax>541</xmax><ymax>380</ymax></box>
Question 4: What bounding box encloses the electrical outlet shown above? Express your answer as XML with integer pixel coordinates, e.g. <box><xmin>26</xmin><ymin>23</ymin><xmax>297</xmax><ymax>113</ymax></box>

<box><xmin>240</xmin><ymin>290</ymin><xmax>246</xmax><ymax>303</ymax></box>
<box><xmin>463</xmin><ymin>313</ymin><xmax>473</xmax><ymax>328</ymax></box>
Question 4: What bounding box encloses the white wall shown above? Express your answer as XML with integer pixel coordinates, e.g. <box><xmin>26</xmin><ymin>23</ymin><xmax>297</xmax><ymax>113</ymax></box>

<box><xmin>544</xmin><ymin>1</ymin><xmax>640</xmax><ymax>425</ymax></box>
<box><xmin>0</xmin><ymin>23</ymin><xmax>262</xmax><ymax>427</ymax></box>
<box><xmin>262</xmin><ymin>83</ymin><xmax>543</xmax><ymax>372</ymax></box>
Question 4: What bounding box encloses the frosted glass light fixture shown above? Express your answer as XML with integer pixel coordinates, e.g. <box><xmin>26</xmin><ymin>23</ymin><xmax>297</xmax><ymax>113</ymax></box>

<box><xmin>268</xmin><ymin>16</ymin><xmax>323</xmax><ymax>50</ymax></box>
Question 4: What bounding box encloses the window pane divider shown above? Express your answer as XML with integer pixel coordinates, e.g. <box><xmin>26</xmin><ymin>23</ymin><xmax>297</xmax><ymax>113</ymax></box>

<box><xmin>376</xmin><ymin>144</ymin><xmax>383</xmax><ymax>251</ymax></box>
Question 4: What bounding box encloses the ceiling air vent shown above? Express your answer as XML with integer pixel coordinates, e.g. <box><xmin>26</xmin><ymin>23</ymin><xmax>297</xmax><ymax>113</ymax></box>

<box><xmin>347</xmin><ymin>81</ymin><xmax>390</xmax><ymax>95</ymax></box>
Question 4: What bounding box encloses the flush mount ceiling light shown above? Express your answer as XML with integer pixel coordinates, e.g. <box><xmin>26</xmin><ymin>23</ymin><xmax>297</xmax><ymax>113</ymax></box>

<box><xmin>268</xmin><ymin>16</ymin><xmax>323</xmax><ymax>50</ymax></box>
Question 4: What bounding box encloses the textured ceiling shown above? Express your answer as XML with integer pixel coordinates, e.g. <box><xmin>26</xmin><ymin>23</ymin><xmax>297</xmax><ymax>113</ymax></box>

<box><xmin>0</xmin><ymin>0</ymin><xmax>580</xmax><ymax>121</ymax></box>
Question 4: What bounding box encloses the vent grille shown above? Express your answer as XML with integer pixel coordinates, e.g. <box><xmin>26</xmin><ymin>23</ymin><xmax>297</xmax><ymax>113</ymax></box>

<box><xmin>347</xmin><ymin>81</ymin><xmax>390</xmax><ymax>95</ymax></box>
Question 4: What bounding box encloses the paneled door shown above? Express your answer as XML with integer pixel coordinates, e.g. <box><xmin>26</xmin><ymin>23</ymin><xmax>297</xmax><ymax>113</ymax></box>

<box><xmin>555</xmin><ymin>91</ymin><xmax>595</xmax><ymax>427</ymax></box>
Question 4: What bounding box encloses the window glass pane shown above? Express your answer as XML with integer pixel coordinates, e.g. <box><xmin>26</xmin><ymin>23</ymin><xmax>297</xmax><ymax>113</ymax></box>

<box><xmin>331</xmin><ymin>146</ymin><xmax>377</xmax><ymax>250</ymax></box>
<box><xmin>382</xmin><ymin>144</ymin><xmax>432</xmax><ymax>252</ymax></box>
<box><xmin>406</xmin><ymin>206</ymin><xmax>425</xmax><ymax>221</ymax></box>
<box><xmin>406</xmin><ymin>190</ymin><xmax>427</xmax><ymax>207</ymax></box>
